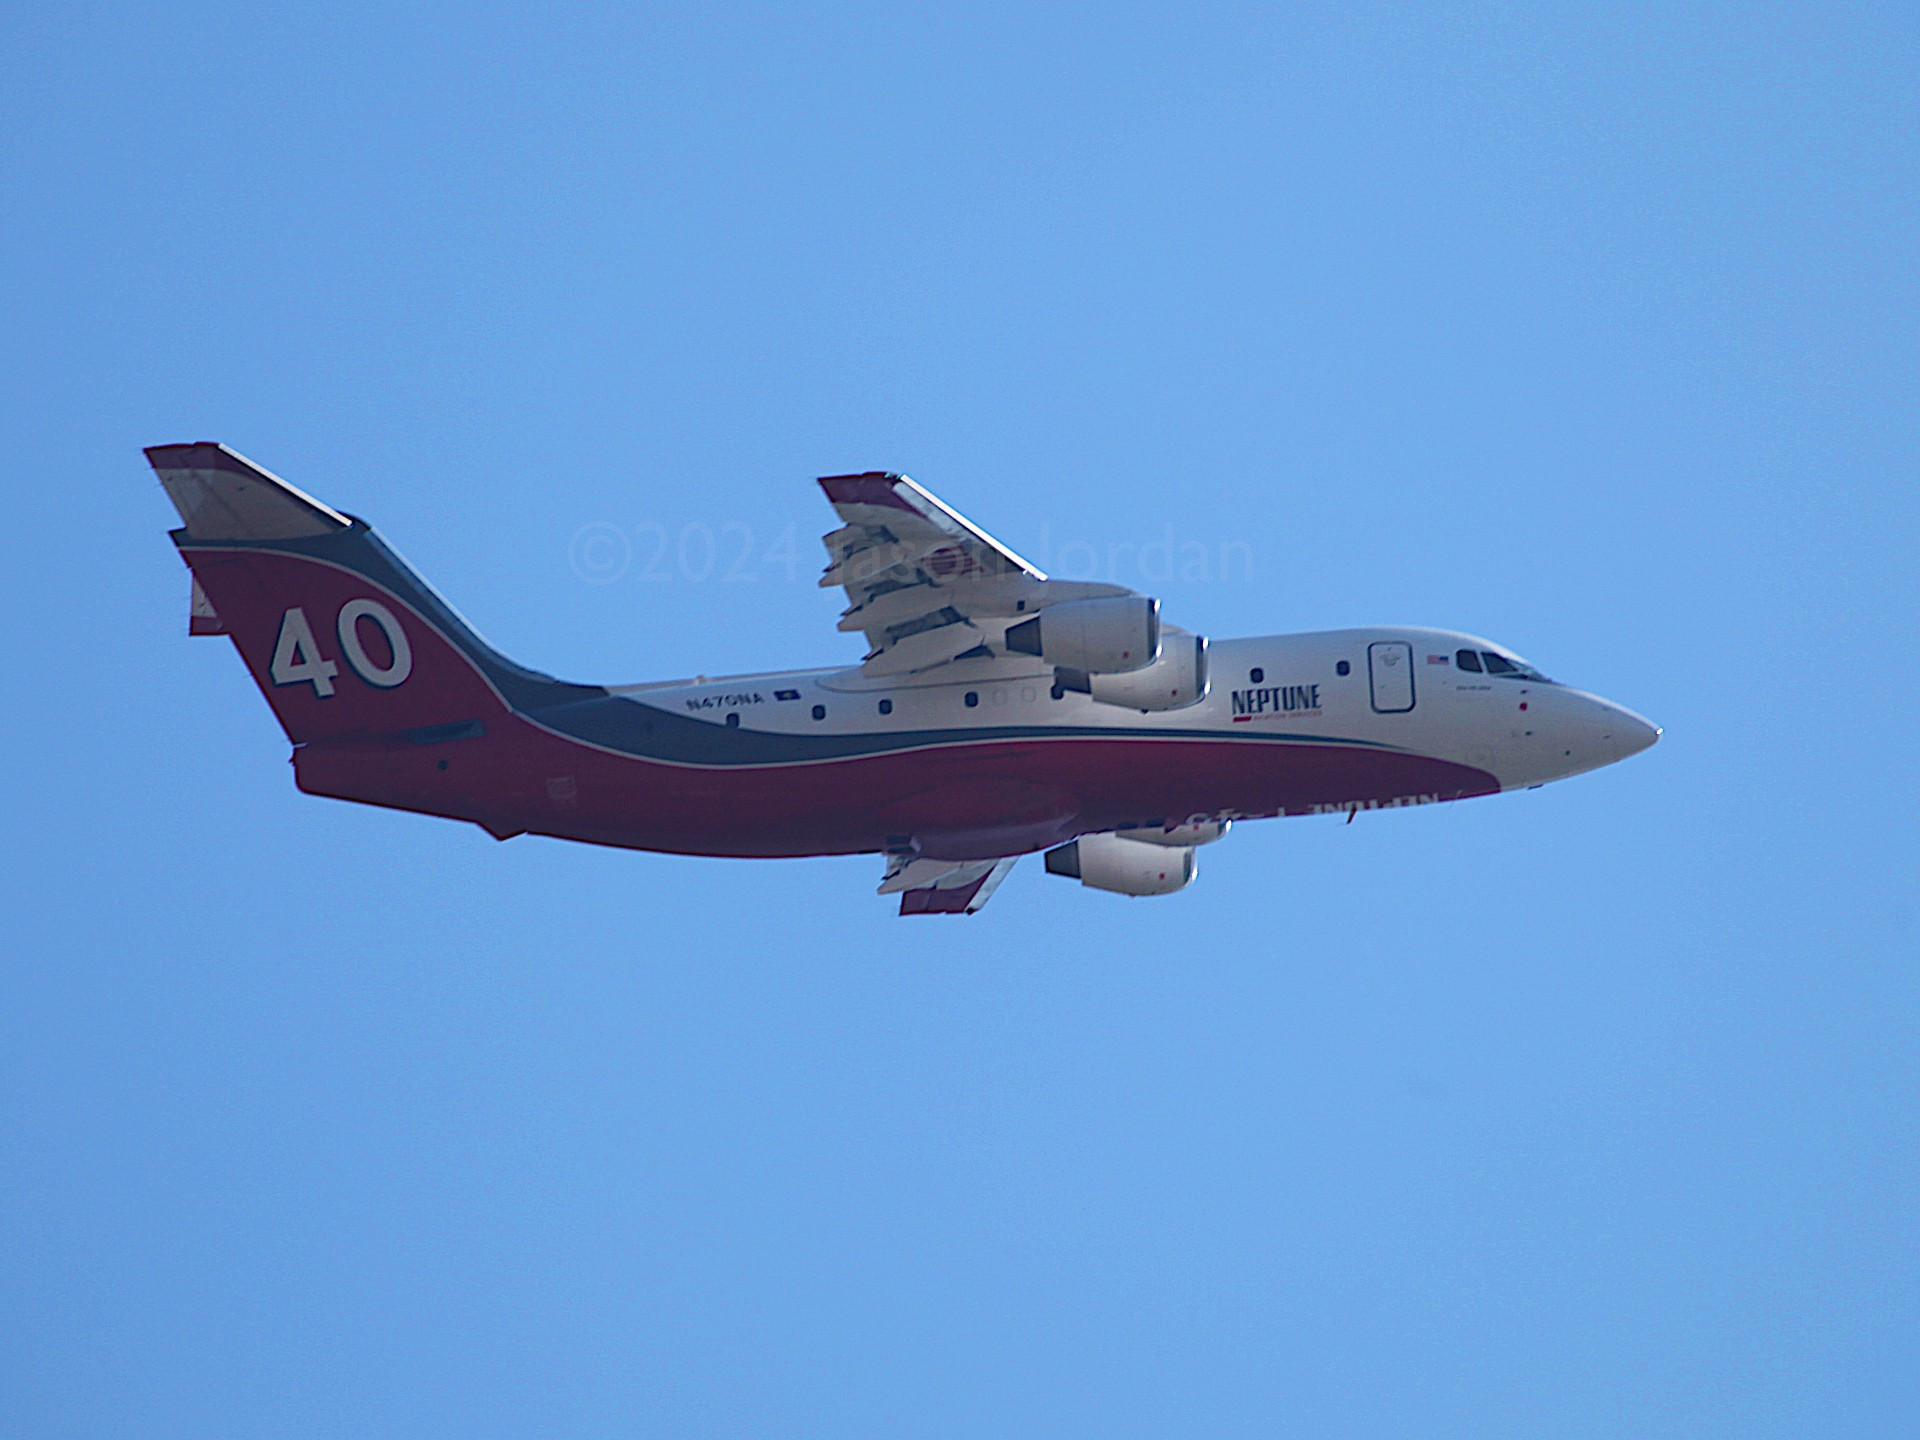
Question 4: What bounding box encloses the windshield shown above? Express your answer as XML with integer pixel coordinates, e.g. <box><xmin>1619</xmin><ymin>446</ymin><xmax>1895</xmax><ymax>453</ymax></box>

<box><xmin>1462</xmin><ymin>648</ymin><xmax>1552</xmax><ymax>682</ymax></box>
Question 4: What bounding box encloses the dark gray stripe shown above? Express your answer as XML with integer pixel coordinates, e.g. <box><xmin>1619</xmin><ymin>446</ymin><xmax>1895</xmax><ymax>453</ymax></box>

<box><xmin>177</xmin><ymin>522</ymin><xmax>607</xmax><ymax>712</ymax></box>
<box><xmin>529</xmin><ymin>692</ymin><xmax>1405</xmax><ymax>766</ymax></box>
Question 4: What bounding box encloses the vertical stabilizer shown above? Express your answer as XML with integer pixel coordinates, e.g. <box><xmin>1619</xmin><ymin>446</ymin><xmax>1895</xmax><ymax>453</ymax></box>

<box><xmin>146</xmin><ymin>443</ymin><xmax>601</xmax><ymax>745</ymax></box>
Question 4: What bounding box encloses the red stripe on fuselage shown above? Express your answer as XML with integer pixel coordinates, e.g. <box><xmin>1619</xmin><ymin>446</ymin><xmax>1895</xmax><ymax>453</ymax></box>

<box><xmin>295</xmin><ymin>715</ymin><xmax>1499</xmax><ymax>858</ymax></box>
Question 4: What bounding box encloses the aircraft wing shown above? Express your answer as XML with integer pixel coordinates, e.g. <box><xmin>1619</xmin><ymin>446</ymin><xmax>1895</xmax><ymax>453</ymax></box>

<box><xmin>818</xmin><ymin>472</ymin><xmax>1134</xmax><ymax>676</ymax></box>
<box><xmin>879</xmin><ymin>853</ymin><xmax>1019</xmax><ymax>915</ymax></box>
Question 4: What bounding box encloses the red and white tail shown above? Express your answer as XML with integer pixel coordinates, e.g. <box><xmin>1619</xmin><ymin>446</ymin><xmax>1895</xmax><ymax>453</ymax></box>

<box><xmin>148</xmin><ymin>443</ymin><xmax>579</xmax><ymax>746</ymax></box>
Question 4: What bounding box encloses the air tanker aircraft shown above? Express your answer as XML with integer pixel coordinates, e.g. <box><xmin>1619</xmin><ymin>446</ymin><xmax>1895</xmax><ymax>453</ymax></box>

<box><xmin>149</xmin><ymin>444</ymin><xmax>1658</xmax><ymax>914</ymax></box>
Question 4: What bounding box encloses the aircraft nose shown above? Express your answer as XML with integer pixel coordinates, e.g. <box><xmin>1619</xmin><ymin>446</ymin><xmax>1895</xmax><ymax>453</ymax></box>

<box><xmin>1590</xmin><ymin>697</ymin><xmax>1660</xmax><ymax>762</ymax></box>
<box><xmin>1619</xmin><ymin>710</ymin><xmax>1661</xmax><ymax>758</ymax></box>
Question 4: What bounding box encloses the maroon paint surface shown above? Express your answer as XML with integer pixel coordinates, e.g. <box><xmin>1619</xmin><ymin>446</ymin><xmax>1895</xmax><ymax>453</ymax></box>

<box><xmin>293</xmin><ymin>723</ymin><xmax>1497</xmax><ymax>858</ymax></box>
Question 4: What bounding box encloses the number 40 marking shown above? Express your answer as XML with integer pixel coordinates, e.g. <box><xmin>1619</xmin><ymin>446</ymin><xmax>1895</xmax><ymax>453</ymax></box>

<box><xmin>269</xmin><ymin>600</ymin><xmax>413</xmax><ymax>697</ymax></box>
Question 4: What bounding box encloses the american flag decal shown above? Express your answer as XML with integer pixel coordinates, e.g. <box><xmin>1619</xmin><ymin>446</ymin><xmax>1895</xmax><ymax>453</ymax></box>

<box><xmin>1427</xmin><ymin>654</ymin><xmax>1450</xmax><ymax>665</ymax></box>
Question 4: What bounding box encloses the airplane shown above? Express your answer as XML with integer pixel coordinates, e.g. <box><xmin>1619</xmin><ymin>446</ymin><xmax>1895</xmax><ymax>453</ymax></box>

<box><xmin>147</xmin><ymin>443</ymin><xmax>1659</xmax><ymax>914</ymax></box>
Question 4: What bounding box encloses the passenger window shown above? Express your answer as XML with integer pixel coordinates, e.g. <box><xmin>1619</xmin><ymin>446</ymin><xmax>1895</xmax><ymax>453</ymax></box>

<box><xmin>964</xmin><ymin>691</ymin><xmax>979</xmax><ymax>708</ymax></box>
<box><xmin>1482</xmin><ymin>653</ymin><xmax>1517</xmax><ymax>675</ymax></box>
<box><xmin>1455</xmin><ymin>649</ymin><xmax>1482</xmax><ymax>672</ymax></box>
<box><xmin>1250</xmin><ymin>667</ymin><xmax>1264</xmax><ymax>683</ymax></box>
<box><xmin>811</xmin><ymin>704</ymin><xmax>826</xmax><ymax>720</ymax></box>
<box><xmin>878</xmin><ymin>699</ymin><xmax>892</xmax><ymax>715</ymax></box>
<box><xmin>1336</xmin><ymin>660</ymin><xmax>1350</xmax><ymax>676</ymax></box>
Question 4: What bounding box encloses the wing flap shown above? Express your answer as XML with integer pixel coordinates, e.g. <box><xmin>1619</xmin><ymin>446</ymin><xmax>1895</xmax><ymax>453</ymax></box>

<box><xmin>859</xmin><ymin>616</ymin><xmax>985</xmax><ymax>676</ymax></box>
<box><xmin>883</xmin><ymin>855</ymin><xmax>1018</xmax><ymax>916</ymax></box>
<box><xmin>819</xmin><ymin>537</ymin><xmax>943</xmax><ymax>591</ymax></box>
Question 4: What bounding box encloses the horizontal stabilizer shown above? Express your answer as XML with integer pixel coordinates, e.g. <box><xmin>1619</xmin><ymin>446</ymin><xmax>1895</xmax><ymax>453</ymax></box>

<box><xmin>189</xmin><ymin>575</ymin><xmax>225</xmax><ymax>635</ymax></box>
<box><xmin>146</xmin><ymin>442</ymin><xmax>350</xmax><ymax>541</ymax></box>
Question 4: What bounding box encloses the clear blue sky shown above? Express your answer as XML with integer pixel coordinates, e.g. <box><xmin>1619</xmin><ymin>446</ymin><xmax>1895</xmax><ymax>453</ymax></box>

<box><xmin>4</xmin><ymin>4</ymin><xmax>1915</xmax><ymax>1435</ymax></box>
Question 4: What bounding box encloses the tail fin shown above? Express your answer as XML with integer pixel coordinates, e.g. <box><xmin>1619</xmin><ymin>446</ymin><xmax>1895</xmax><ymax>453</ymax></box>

<box><xmin>148</xmin><ymin>443</ymin><xmax>599</xmax><ymax>745</ymax></box>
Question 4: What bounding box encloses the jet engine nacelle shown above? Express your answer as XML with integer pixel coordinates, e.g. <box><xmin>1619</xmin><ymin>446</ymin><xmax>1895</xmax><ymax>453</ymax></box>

<box><xmin>1118</xmin><ymin>819</ymin><xmax>1230</xmax><ymax>847</ymax></box>
<box><xmin>1055</xmin><ymin>633</ymin><xmax>1210</xmax><ymax>711</ymax></box>
<box><xmin>1005</xmin><ymin>596</ymin><xmax>1159</xmax><ymax>674</ymax></box>
<box><xmin>1043</xmin><ymin>832</ymin><xmax>1197</xmax><ymax>897</ymax></box>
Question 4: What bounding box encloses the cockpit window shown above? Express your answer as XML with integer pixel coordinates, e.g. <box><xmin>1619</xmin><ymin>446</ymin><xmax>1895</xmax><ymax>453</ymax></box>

<box><xmin>1481</xmin><ymin>651</ymin><xmax>1552</xmax><ymax>682</ymax></box>
<box><xmin>1455</xmin><ymin>648</ymin><xmax>1482</xmax><ymax>672</ymax></box>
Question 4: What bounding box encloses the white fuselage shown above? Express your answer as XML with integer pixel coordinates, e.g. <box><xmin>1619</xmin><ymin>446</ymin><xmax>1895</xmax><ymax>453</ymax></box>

<box><xmin>620</xmin><ymin>626</ymin><xmax>1659</xmax><ymax>810</ymax></box>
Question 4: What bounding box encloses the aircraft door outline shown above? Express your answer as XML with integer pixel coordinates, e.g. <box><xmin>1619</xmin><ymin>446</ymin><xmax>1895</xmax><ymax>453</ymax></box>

<box><xmin>1368</xmin><ymin>641</ymin><xmax>1415</xmax><ymax>713</ymax></box>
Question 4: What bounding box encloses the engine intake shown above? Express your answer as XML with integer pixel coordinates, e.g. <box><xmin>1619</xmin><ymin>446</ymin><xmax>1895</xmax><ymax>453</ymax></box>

<box><xmin>1004</xmin><ymin>596</ymin><xmax>1159</xmax><ymax>674</ymax></box>
<box><xmin>1044</xmin><ymin>832</ymin><xmax>1196</xmax><ymax>896</ymax></box>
